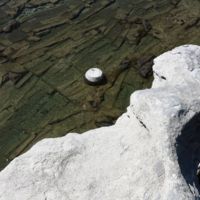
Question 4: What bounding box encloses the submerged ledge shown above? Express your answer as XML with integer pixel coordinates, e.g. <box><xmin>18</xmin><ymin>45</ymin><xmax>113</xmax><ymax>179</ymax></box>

<box><xmin>1</xmin><ymin>45</ymin><xmax>200</xmax><ymax>199</ymax></box>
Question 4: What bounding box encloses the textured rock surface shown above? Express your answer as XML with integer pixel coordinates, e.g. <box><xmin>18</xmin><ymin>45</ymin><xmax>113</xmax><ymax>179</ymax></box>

<box><xmin>0</xmin><ymin>0</ymin><xmax>200</xmax><ymax>170</ymax></box>
<box><xmin>1</xmin><ymin>45</ymin><xmax>200</xmax><ymax>199</ymax></box>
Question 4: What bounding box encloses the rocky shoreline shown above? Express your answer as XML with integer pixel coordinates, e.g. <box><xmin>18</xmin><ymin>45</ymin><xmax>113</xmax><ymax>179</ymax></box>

<box><xmin>0</xmin><ymin>0</ymin><xmax>200</xmax><ymax>170</ymax></box>
<box><xmin>0</xmin><ymin>45</ymin><xmax>200</xmax><ymax>199</ymax></box>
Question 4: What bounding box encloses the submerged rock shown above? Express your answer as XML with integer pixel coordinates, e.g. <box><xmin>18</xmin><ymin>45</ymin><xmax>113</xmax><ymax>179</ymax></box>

<box><xmin>0</xmin><ymin>45</ymin><xmax>200</xmax><ymax>199</ymax></box>
<box><xmin>2</xmin><ymin>20</ymin><xmax>19</xmax><ymax>33</ymax></box>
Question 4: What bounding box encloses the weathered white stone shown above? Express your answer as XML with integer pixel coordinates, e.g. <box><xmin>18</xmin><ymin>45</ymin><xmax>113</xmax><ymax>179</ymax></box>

<box><xmin>85</xmin><ymin>67</ymin><xmax>103</xmax><ymax>83</ymax></box>
<box><xmin>0</xmin><ymin>45</ymin><xmax>200</xmax><ymax>200</ymax></box>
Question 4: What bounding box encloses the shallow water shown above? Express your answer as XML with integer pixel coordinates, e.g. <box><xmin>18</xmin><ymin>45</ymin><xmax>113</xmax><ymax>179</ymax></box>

<box><xmin>0</xmin><ymin>0</ymin><xmax>199</xmax><ymax>170</ymax></box>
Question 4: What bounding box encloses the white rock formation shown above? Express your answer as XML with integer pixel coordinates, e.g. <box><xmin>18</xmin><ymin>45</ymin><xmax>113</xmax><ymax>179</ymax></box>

<box><xmin>85</xmin><ymin>67</ymin><xmax>104</xmax><ymax>83</ymax></box>
<box><xmin>1</xmin><ymin>45</ymin><xmax>200</xmax><ymax>200</ymax></box>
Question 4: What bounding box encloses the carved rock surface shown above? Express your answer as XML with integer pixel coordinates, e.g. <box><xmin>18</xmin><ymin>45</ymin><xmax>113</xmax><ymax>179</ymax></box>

<box><xmin>0</xmin><ymin>45</ymin><xmax>200</xmax><ymax>200</ymax></box>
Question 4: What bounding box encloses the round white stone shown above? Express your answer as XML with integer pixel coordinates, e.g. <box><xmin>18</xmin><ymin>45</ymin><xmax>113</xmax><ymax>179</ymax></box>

<box><xmin>85</xmin><ymin>68</ymin><xmax>103</xmax><ymax>83</ymax></box>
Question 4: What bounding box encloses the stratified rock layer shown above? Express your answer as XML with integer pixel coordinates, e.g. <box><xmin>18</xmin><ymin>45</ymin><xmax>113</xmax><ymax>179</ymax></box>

<box><xmin>0</xmin><ymin>45</ymin><xmax>200</xmax><ymax>199</ymax></box>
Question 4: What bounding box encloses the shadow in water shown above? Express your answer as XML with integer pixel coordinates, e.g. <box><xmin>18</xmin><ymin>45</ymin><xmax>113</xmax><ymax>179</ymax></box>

<box><xmin>176</xmin><ymin>114</ymin><xmax>200</xmax><ymax>198</ymax></box>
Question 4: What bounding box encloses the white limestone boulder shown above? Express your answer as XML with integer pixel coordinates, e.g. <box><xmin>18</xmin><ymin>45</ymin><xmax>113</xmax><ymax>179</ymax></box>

<box><xmin>0</xmin><ymin>45</ymin><xmax>200</xmax><ymax>200</ymax></box>
<box><xmin>85</xmin><ymin>67</ymin><xmax>104</xmax><ymax>83</ymax></box>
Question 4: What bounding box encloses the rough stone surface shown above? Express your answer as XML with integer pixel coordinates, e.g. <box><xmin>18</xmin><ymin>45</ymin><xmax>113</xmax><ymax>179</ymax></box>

<box><xmin>0</xmin><ymin>45</ymin><xmax>200</xmax><ymax>199</ymax></box>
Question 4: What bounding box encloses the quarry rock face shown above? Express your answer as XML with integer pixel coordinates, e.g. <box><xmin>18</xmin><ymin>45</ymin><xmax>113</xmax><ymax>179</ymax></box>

<box><xmin>1</xmin><ymin>45</ymin><xmax>200</xmax><ymax>200</ymax></box>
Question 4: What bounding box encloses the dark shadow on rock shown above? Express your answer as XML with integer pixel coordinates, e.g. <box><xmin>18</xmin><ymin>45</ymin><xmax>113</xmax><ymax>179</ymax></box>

<box><xmin>84</xmin><ymin>74</ymin><xmax>107</xmax><ymax>86</ymax></box>
<box><xmin>176</xmin><ymin>113</ymin><xmax>200</xmax><ymax>198</ymax></box>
